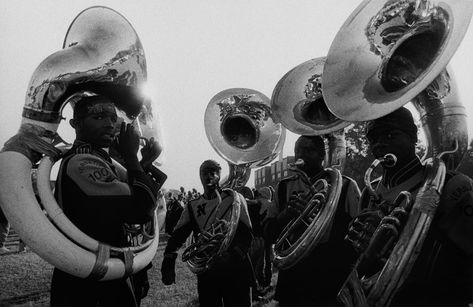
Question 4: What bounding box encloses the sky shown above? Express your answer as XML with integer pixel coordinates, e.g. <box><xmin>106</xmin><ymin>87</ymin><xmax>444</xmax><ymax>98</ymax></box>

<box><xmin>1</xmin><ymin>1</ymin><xmax>473</xmax><ymax>192</ymax></box>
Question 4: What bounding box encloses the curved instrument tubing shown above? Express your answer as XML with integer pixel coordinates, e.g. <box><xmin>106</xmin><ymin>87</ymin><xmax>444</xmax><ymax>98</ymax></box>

<box><xmin>273</xmin><ymin>168</ymin><xmax>343</xmax><ymax>269</ymax></box>
<box><xmin>183</xmin><ymin>190</ymin><xmax>242</xmax><ymax>274</ymax></box>
<box><xmin>183</xmin><ymin>88</ymin><xmax>285</xmax><ymax>274</ymax></box>
<box><xmin>0</xmin><ymin>152</ymin><xmax>158</xmax><ymax>280</ymax></box>
<box><xmin>322</xmin><ymin>1</ymin><xmax>473</xmax><ymax>305</ymax></box>
<box><xmin>270</xmin><ymin>56</ymin><xmax>349</xmax><ymax>269</ymax></box>
<box><xmin>0</xmin><ymin>6</ymin><xmax>161</xmax><ymax>281</ymax></box>
<box><xmin>37</xmin><ymin>152</ymin><xmax>157</xmax><ymax>255</ymax></box>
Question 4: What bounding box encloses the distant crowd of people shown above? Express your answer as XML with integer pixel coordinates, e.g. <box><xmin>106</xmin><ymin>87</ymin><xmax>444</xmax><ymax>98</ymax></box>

<box><xmin>163</xmin><ymin>187</ymin><xmax>200</xmax><ymax>235</ymax></box>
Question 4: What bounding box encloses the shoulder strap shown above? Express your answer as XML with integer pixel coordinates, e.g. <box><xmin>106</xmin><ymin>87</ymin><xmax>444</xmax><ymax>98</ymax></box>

<box><xmin>55</xmin><ymin>153</ymin><xmax>76</xmax><ymax>209</ymax></box>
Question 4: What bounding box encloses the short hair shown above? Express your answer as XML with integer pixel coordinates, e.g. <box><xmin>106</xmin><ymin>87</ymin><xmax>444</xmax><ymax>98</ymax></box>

<box><xmin>366</xmin><ymin>107</ymin><xmax>418</xmax><ymax>143</ymax></box>
<box><xmin>295</xmin><ymin>135</ymin><xmax>326</xmax><ymax>157</ymax></box>
<box><xmin>199</xmin><ymin>160</ymin><xmax>221</xmax><ymax>173</ymax></box>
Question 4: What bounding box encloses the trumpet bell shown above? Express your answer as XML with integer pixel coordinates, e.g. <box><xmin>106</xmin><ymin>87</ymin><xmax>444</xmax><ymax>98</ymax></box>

<box><xmin>323</xmin><ymin>0</ymin><xmax>473</xmax><ymax>121</ymax></box>
<box><xmin>205</xmin><ymin>88</ymin><xmax>285</xmax><ymax>168</ymax></box>
<box><xmin>272</xmin><ymin>57</ymin><xmax>350</xmax><ymax>135</ymax></box>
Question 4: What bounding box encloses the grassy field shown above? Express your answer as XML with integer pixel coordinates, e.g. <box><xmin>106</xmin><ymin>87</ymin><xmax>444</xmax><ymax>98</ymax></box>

<box><xmin>0</xmin><ymin>243</ymin><xmax>277</xmax><ymax>307</ymax></box>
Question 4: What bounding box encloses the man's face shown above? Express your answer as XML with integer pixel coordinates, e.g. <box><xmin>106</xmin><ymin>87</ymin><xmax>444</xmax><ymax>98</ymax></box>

<box><xmin>200</xmin><ymin>167</ymin><xmax>220</xmax><ymax>190</ymax></box>
<box><xmin>367</xmin><ymin>128</ymin><xmax>416</xmax><ymax>163</ymax></box>
<box><xmin>294</xmin><ymin>138</ymin><xmax>324</xmax><ymax>174</ymax></box>
<box><xmin>74</xmin><ymin>101</ymin><xmax>118</xmax><ymax>148</ymax></box>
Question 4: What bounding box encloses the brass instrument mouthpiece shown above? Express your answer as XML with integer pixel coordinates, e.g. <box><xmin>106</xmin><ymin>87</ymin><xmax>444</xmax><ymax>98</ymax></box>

<box><xmin>365</xmin><ymin>153</ymin><xmax>398</xmax><ymax>200</ymax></box>
<box><xmin>382</xmin><ymin>154</ymin><xmax>397</xmax><ymax>168</ymax></box>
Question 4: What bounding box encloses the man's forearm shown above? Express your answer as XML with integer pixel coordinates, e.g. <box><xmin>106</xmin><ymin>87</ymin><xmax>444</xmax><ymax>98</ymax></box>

<box><xmin>124</xmin><ymin>155</ymin><xmax>143</xmax><ymax>172</ymax></box>
<box><xmin>164</xmin><ymin>223</ymin><xmax>193</xmax><ymax>255</ymax></box>
<box><xmin>143</xmin><ymin>164</ymin><xmax>167</xmax><ymax>190</ymax></box>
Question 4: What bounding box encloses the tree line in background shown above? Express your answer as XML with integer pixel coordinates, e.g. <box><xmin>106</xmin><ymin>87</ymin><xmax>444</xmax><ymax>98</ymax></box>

<box><xmin>343</xmin><ymin>122</ymin><xmax>427</xmax><ymax>189</ymax></box>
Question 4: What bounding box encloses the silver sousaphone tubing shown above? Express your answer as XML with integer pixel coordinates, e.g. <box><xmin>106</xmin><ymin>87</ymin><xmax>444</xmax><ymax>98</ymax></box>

<box><xmin>322</xmin><ymin>0</ymin><xmax>473</xmax><ymax>305</ymax></box>
<box><xmin>270</xmin><ymin>57</ymin><xmax>352</xmax><ymax>269</ymax></box>
<box><xmin>0</xmin><ymin>6</ymin><xmax>161</xmax><ymax>280</ymax></box>
<box><xmin>182</xmin><ymin>88</ymin><xmax>285</xmax><ymax>274</ymax></box>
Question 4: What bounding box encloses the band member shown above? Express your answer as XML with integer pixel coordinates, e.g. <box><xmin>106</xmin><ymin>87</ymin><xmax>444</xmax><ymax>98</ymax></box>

<box><xmin>347</xmin><ymin>107</ymin><xmax>473</xmax><ymax>305</ymax></box>
<box><xmin>237</xmin><ymin>186</ymin><xmax>266</xmax><ymax>300</ymax></box>
<box><xmin>50</xmin><ymin>95</ymin><xmax>166</xmax><ymax>307</ymax></box>
<box><xmin>161</xmin><ymin>160</ymin><xmax>254</xmax><ymax>306</ymax></box>
<box><xmin>264</xmin><ymin>135</ymin><xmax>361</xmax><ymax>306</ymax></box>
<box><xmin>244</xmin><ymin>186</ymin><xmax>273</xmax><ymax>298</ymax></box>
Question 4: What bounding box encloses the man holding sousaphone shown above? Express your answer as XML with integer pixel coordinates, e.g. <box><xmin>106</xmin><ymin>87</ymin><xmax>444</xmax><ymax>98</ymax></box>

<box><xmin>344</xmin><ymin>107</ymin><xmax>473</xmax><ymax>306</ymax></box>
<box><xmin>51</xmin><ymin>95</ymin><xmax>166</xmax><ymax>306</ymax></box>
<box><xmin>161</xmin><ymin>160</ymin><xmax>254</xmax><ymax>306</ymax></box>
<box><xmin>318</xmin><ymin>0</ymin><xmax>473</xmax><ymax>305</ymax></box>
<box><xmin>264</xmin><ymin>135</ymin><xmax>361</xmax><ymax>306</ymax></box>
<box><xmin>264</xmin><ymin>54</ymin><xmax>362</xmax><ymax>305</ymax></box>
<box><xmin>0</xmin><ymin>5</ymin><xmax>168</xmax><ymax>307</ymax></box>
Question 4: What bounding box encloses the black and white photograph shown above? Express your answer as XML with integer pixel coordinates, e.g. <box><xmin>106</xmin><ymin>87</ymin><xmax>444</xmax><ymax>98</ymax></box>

<box><xmin>1</xmin><ymin>1</ymin><xmax>473</xmax><ymax>306</ymax></box>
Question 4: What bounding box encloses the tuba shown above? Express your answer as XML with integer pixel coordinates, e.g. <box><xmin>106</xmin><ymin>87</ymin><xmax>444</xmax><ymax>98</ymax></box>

<box><xmin>182</xmin><ymin>88</ymin><xmax>285</xmax><ymax>274</ymax></box>
<box><xmin>270</xmin><ymin>57</ymin><xmax>353</xmax><ymax>269</ymax></box>
<box><xmin>322</xmin><ymin>0</ymin><xmax>472</xmax><ymax>305</ymax></box>
<box><xmin>0</xmin><ymin>7</ymin><xmax>162</xmax><ymax>280</ymax></box>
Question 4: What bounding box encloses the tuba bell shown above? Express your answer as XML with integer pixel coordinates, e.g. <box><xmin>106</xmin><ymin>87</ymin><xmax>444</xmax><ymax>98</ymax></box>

<box><xmin>322</xmin><ymin>0</ymin><xmax>473</xmax><ymax>305</ymax></box>
<box><xmin>182</xmin><ymin>88</ymin><xmax>285</xmax><ymax>274</ymax></box>
<box><xmin>270</xmin><ymin>57</ymin><xmax>354</xmax><ymax>269</ymax></box>
<box><xmin>0</xmin><ymin>6</ymin><xmax>162</xmax><ymax>280</ymax></box>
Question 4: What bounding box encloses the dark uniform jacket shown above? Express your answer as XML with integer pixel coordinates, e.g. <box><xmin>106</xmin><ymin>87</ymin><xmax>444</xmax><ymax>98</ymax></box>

<box><xmin>164</xmin><ymin>189</ymin><xmax>254</xmax><ymax>283</ymax></box>
<box><xmin>264</xmin><ymin>170</ymin><xmax>361</xmax><ymax>305</ymax></box>
<box><xmin>360</xmin><ymin>157</ymin><xmax>473</xmax><ymax>306</ymax></box>
<box><xmin>51</xmin><ymin>141</ymin><xmax>165</xmax><ymax>307</ymax></box>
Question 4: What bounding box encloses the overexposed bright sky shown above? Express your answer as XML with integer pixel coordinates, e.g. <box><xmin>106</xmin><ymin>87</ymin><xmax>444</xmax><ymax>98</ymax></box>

<box><xmin>1</xmin><ymin>1</ymin><xmax>473</xmax><ymax>191</ymax></box>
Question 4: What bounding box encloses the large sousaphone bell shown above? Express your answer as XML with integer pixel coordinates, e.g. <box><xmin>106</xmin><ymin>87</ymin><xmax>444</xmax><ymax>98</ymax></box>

<box><xmin>206</xmin><ymin>88</ymin><xmax>286</xmax><ymax>177</ymax></box>
<box><xmin>322</xmin><ymin>0</ymin><xmax>473</xmax><ymax>305</ymax></box>
<box><xmin>0</xmin><ymin>7</ymin><xmax>161</xmax><ymax>280</ymax></box>
<box><xmin>182</xmin><ymin>88</ymin><xmax>286</xmax><ymax>274</ymax></box>
<box><xmin>270</xmin><ymin>57</ymin><xmax>352</xmax><ymax>269</ymax></box>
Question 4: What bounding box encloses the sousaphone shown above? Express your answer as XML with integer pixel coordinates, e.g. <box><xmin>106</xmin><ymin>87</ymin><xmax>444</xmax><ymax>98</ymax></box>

<box><xmin>182</xmin><ymin>88</ymin><xmax>286</xmax><ymax>274</ymax></box>
<box><xmin>0</xmin><ymin>7</ymin><xmax>162</xmax><ymax>280</ymax></box>
<box><xmin>270</xmin><ymin>57</ymin><xmax>354</xmax><ymax>269</ymax></box>
<box><xmin>322</xmin><ymin>0</ymin><xmax>472</xmax><ymax>305</ymax></box>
